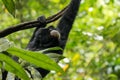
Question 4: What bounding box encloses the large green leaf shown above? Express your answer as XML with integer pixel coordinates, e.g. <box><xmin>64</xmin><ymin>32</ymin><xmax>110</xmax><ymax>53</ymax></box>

<box><xmin>0</xmin><ymin>53</ymin><xmax>29</xmax><ymax>80</ymax></box>
<box><xmin>7</xmin><ymin>47</ymin><xmax>64</xmax><ymax>73</ymax></box>
<box><xmin>2</xmin><ymin>0</ymin><xmax>15</xmax><ymax>17</ymax></box>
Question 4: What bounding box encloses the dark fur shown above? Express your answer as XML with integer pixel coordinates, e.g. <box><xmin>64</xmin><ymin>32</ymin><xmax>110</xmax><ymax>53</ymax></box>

<box><xmin>13</xmin><ymin>0</ymin><xmax>81</xmax><ymax>79</ymax></box>
<box><xmin>27</xmin><ymin>0</ymin><xmax>81</xmax><ymax>53</ymax></box>
<box><xmin>27</xmin><ymin>26</ymin><xmax>60</xmax><ymax>52</ymax></box>
<box><xmin>26</xmin><ymin>0</ymin><xmax>81</xmax><ymax>78</ymax></box>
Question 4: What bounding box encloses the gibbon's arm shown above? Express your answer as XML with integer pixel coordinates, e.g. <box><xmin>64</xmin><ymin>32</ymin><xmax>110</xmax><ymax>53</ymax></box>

<box><xmin>57</xmin><ymin>0</ymin><xmax>81</xmax><ymax>49</ymax></box>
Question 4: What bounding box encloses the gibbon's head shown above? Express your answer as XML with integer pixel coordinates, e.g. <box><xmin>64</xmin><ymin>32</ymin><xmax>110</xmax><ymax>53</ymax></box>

<box><xmin>50</xmin><ymin>30</ymin><xmax>60</xmax><ymax>39</ymax></box>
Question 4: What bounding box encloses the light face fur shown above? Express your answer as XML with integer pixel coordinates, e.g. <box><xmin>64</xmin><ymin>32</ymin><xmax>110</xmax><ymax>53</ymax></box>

<box><xmin>50</xmin><ymin>30</ymin><xmax>60</xmax><ymax>39</ymax></box>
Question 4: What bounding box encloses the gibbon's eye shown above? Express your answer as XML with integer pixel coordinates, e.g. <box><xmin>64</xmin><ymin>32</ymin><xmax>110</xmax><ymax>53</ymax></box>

<box><xmin>50</xmin><ymin>30</ymin><xmax>60</xmax><ymax>39</ymax></box>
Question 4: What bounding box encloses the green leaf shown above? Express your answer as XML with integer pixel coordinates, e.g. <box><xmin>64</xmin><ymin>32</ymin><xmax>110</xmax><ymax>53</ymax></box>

<box><xmin>115</xmin><ymin>58</ymin><xmax>120</xmax><ymax>65</ymax></box>
<box><xmin>52</xmin><ymin>0</ymin><xmax>60</xmax><ymax>3</ymax></box>
<box><xmin>41</xmin><ymin>47</ymin><xmax>63</xmax><ymax>52</ymax></box>
<box><xmin>46</xmin><ymin>53</ymin><xmax>65</xmax><ymax>62</ymax></box>
<box><xmin>107</xmin><ymin>74</ymin><xmax>118</xmax><ymax>80</ymax></box>
<box><xmin>0</xmin><ymin>38</ymin><xmax>13</xmax><ymax>52</ymax></box>
<box><xmin>0</xmin><ymin>53</ymin><xmax>29</xmax><ymax>80</ymax></box>
<box><xmin>0</xmin><ymin>61</ymin><xmax>2</xmax><ymax>68</ymax></box>
<box><xmin>7</xmin><ymin>47</ymin><xmax>64</xmax><ymax>73</ymax></box>
<box><xmin>2</xmin><ymin>0</ymin><xmax>15</xmax><ymax>17</ymax></box>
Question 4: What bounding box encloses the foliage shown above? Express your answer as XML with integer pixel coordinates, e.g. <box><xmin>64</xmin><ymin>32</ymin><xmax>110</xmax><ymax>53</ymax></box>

<box><xmin>0</xmin><ymin>52</ymin><xmax>29</xmax><ymax>80</ymax></box>
<box><xmin>2</xmin><ymin>0</ymin><xmax>15</xmax><ymax>17</ymax></box>
<box><xmin>0</xmin><ymin>39</ymin><xmax>63</xmax><ymax>79</ymax></box>
<box><xmin>0</xmin><ymin>0</ymin><xmax>120</xmax><ymax>80</ymax></box>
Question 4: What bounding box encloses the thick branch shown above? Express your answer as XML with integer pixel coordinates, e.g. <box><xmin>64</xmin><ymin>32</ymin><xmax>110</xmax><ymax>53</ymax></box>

<box><xmin>0</xmin><ymin>6</ymin><xmax>68</xmax><ymax>38</ymax></box>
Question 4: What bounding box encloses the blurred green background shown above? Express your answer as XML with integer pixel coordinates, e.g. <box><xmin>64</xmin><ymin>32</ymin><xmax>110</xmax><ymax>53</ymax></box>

<box><xmin>0</xmin><ymin>0</ymin><xmax>120</xmax><ymax>80</ymax></box>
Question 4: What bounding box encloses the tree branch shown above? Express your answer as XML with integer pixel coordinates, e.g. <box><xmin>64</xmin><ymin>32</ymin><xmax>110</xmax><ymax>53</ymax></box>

<box><xmin>0</xmin><ymin>6</ymin><xmax>68</xmax><ymax>38</ymax></box>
